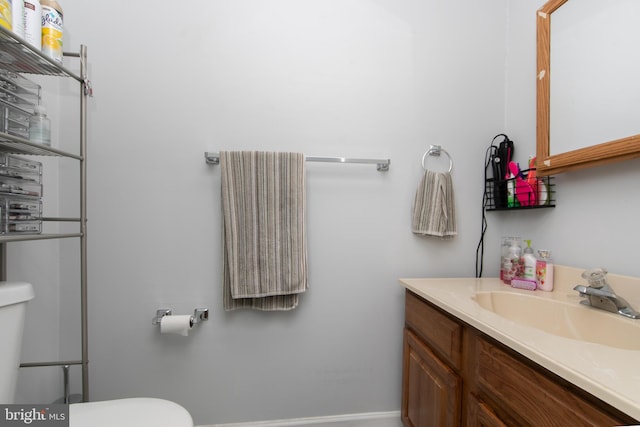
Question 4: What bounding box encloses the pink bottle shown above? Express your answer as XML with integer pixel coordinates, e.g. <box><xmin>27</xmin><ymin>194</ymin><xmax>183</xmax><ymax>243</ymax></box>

<box><xmin>536</xmin><ymin>250</ymin><xmax>554</xmax><ymax>291</ymax></box>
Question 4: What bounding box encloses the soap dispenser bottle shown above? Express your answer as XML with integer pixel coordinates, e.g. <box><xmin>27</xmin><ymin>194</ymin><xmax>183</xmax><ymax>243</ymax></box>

<box><xmin>503</xmin><ymin>238</ymin><xmax>522</xmax><ymax>283</ymax></box>
<box><xmin>522</xmin><ymin>240</ymin><xmax>536</xmax><ymax>280</ymax></box>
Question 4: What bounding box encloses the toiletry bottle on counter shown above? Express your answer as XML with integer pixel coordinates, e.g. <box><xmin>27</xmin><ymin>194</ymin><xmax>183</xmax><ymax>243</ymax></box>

<box><xmin>501</xmin><ymin>237</ymin><xmax>516</xmax><ymax>283</ymax></box>
<box><xmin>522</xmin><ymin>239</ymin><xmax>536</xmax><ymax>280</ymax></box>
<box><xmin>40</xmin><ymin>0</ymin><xmax>63</xmax><ymax>63</ymax></box>
<box><xmin>503</xmin><ymin>238</ymin><xmax>522</xmax><ymax>284</ymax></box>
<box><xmin>500</xmin><ymin>237</ymin><xmax>514</xmax><ymax>282</ymax></box>
<box><xmin>29</xmin><ymin>105</ymin><xmax>51</xmax><ymax>146</ymax></box>
<box><xmin>536</xmin><ymin>250</ymin><xmax>554</xmax><ymax>291</ymax></box>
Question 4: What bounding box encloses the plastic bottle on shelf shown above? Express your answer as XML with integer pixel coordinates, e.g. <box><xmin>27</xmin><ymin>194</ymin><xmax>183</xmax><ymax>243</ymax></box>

<box><xmin>40</xmin><ymin>0</ymin><xmax>63</xmax><ymax>63</ymax></box>
<box><xmin>24</xmin><ymin>0</ymin><xmax>42</xmax><ymax>49</ymax></box>
<box><xmin>522</xmin><ymin>239</ymin><xmax>536</xmax><ymax>280</ymax></box>
<box><xmin>0</xmin><ymin>0</ymin><xmax>12</xmax><ymax>31</ymax></box>
<box><xmin>29</xmin><ymin>105</ymin><xmax>51</xmax><ymax>146</ymax></box>
<box><xmin>12</xmin><ymin>0</ymin><xmax>24</xmax><ymax>38</ymax></box>
<box><xmin>536</xmin><ymin>250</ymin><xmax>554</xmax><ymax>291</ymax></box>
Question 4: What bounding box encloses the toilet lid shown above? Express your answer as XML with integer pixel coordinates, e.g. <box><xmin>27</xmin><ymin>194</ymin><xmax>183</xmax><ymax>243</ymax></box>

<box><xmin>70</xmin><ymin>398</ymin><xmax>193</xmax><ymax>427</ymax></box>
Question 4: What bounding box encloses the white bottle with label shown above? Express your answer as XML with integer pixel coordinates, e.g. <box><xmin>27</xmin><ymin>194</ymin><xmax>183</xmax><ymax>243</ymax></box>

<box><xmin>536</xmin><ymin>250</ymin><xmax>554</xmax><ymax>291</ymax></box>
<box><xmin>12</xmin><ymin>0</ymin><xmax>25</xmax><ymax>38</ymax></box>
<box><xmin>522</xmin><ymin>239</ymin><xmax>536</xmax><ymax>280</ymax></box>
<box><xmin>23</xmin><ymin>0</ymin><xmax>42</xmax><ymax>49</ymax></box>
<box><xmin>40</xmin><ymin>0</ymin><xmax>63</xmax><ymax>63</ymax></box>
<box><xmin>29</xmin><ymin>104</ymin><xmax>51</xmax><ymax>146</ymax></box>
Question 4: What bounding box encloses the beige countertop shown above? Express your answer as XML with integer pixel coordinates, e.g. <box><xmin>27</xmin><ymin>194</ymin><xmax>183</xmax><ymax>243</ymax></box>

<box><xmin>399</xmin><ymin>265</ymin><xmax>640</xmax><ymax>420</ymax></box>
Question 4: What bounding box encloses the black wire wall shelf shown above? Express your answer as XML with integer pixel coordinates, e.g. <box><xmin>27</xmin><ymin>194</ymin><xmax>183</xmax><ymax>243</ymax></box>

<box><xmin>484</xmin><ymin>169</ymin><xmax>555</xmax><ymax>211</ymax></box>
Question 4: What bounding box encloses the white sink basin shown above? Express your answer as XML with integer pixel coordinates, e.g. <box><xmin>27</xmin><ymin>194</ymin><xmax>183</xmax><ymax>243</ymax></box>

<box><xmin>472</xmin><ymin>291</ymin><xmax>640</xmax><ymax>351</ymax></box>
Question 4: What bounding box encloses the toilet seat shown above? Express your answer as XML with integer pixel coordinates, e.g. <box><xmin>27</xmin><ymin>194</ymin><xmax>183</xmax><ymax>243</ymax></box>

<box><xmin>70</xmin><ymin>397</ymin><xmax>193</xmax><ymax>427</ymax></box>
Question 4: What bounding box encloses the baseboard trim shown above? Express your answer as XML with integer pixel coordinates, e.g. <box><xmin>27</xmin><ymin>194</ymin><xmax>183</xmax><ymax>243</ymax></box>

<box><xmin>199</xmin><ymin>410</ymin><xmax>401</xmax><ymax>427</ymax></box>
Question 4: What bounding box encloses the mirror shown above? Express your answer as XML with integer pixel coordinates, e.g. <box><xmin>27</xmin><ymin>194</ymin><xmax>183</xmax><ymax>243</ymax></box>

<box><xmin>536</xmin><ymin>0</ymin><xmax>640</xmax><ymax>176</ymax></box>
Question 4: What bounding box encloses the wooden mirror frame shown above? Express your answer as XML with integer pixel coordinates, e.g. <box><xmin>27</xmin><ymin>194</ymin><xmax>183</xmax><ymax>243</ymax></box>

<box><xmin>536</xmin><ymin>0</ymin><xmax>640</xmax><ymax>176</ymax></box>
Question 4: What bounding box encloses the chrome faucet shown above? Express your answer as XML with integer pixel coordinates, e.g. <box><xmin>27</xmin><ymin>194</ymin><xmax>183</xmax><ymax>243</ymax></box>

<box><xmin>573</xmin><ymin>268</ymin><xmax>640</xmax><ymax>319</ymax></box>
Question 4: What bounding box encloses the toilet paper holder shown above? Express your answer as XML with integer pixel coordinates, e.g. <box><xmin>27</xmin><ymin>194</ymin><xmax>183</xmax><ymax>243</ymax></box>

<box><xmin>152</xmin><ymin>308</ymin><xmax>209</xmax><ymax>326</ymax></box>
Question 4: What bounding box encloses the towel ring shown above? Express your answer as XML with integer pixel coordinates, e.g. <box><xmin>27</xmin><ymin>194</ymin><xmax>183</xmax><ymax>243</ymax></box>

<box><xmin>422</xmin><ymin>145</ymin><xmax>453</xmax><ymax>172</ymax></box>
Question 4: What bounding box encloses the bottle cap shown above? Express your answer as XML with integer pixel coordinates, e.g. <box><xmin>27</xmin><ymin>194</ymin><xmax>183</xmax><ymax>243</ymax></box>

<box><xmin>35</xmin><ymin>105</ymin><xmax>47</xmax><ymax>115</ymax></box>
<box><xmin>508</xmin><ymin>240</ymin><xmax>521</xmax><ymax>256</ymax></box>
<box><xmin>538</xmin><ymin>249</ymin><xmax>552</xmax><ymax>258</ymax></box>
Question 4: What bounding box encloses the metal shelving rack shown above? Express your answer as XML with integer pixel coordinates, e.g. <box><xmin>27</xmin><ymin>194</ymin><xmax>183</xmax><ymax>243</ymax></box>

<box><xmin>0</xmin><ymin>26</ymin><xmax>90</xmax><ymax>401</ymax></box>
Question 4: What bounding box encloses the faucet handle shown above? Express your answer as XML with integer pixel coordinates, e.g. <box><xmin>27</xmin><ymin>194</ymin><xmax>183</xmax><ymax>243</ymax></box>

<box><xmin>581</xmin><ymin>268</ymin><xmax>609</xmax><ymax>288</ymax></box>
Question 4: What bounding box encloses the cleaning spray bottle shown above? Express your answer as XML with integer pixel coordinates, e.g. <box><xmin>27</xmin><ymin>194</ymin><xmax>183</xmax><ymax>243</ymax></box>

<box><xmin>41</xmin><ymin>0</ymin><xmax>64</xmax><ymax>63</ymax></box>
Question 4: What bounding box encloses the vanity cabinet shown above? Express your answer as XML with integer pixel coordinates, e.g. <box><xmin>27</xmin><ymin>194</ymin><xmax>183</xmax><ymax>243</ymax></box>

<box><xmin>466</xmin><ymin>394</ymin><xmax>507</xmax><ymax>427</ymax></box>
<box><xmin>403</xmin><ymin>330</ymin><xmax>461</xmax><ymax>427</ymax></box>
<box><xmin>402</xmin><ymin>290</ymin><xmax>462</xmax><ymax>427</ymax></box>
<box><xmin>469</xmin><ymin>333</ymin><xmax>634</xmax><ymax>426</ymax></box>
<box><xmin>402</xmin><ymin>290</ymin><xmax>638</xmax><ymax>427</ymax></box>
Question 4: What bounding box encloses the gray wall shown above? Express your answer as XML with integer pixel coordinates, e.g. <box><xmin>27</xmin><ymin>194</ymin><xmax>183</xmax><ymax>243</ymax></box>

<box><xmin>12</xmin><ymin>0</ymin><xmax>640</xmax><ymax>425</ymax></box>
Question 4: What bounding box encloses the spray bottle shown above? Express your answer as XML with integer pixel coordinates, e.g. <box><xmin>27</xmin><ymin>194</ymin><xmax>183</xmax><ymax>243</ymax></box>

<box><xmin>41</xmin><ymin>0</ymin><xmax>63</xmax><ymax>63</ymax></box>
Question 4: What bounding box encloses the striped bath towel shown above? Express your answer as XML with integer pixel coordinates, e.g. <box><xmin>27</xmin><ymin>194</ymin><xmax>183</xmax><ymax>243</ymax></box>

<box><xmin>220</xmin><ymin>151</ymin><xmax>308</xmax><ymax>311</ymax></box>
<box><xmin>412</xmin><ymin>170</ymin><xmax>457</xmax><ymax>238</ymax></box>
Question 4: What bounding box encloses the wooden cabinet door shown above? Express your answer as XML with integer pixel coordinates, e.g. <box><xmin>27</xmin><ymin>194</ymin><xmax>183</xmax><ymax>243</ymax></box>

<box><xmin>474</xmin><ymin>335</ymin><xmax>635</xmax><ymax>427</ymax></box>
<box><xmin>466</xmin><ymin>393</ymin><xmax>508</xmax><ymax>427</ymax></box>
<box><xmin>402</xmin><ymin>328</ymin><xmax>461</xmax><ymax>427</ymax></box>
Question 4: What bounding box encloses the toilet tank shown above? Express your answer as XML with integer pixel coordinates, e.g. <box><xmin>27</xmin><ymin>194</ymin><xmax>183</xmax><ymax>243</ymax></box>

<box><xmin>0</xmin><ymin>282</ymin><xmax>34</xmax><ymax>404</ymax></box>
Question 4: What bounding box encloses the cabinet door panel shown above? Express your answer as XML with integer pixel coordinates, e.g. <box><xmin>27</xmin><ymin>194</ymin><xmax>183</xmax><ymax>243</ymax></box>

<box><xmin>402</xmin><ymin>328</ymin><xmax>461</xmax><ymax>427</ymax></box>
<box><xmin>475</xmin><ymin>336</ymin><xmax>628</xmax><ymax>426</ymax></box>
<box><xmin>405</xmin><ymin>290</ymin><xmax>463</xmax><ymax>369</ymax></box>
<box><xmin>466</xmin><ymin>393</ymin><xmax>508</xmax><ymax>427</ymax></box>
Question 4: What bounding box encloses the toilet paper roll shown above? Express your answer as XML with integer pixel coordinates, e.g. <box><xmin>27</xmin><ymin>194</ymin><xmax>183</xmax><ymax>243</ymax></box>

<box><xmin>160</xmin><ymin>315</ymin><xmax>193</xmax><ymax>336</ymax></box>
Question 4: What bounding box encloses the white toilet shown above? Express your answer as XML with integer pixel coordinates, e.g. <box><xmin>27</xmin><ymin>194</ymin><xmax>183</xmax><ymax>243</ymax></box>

<box><xmin>0</xmin><ymin>281</ymin><xmax>193</xmax><ymax>427</ymax></box>
<box><xmin>69</xmin><ymin>398</ymin><xmax>193</xmax><ymax>427</ymax></box>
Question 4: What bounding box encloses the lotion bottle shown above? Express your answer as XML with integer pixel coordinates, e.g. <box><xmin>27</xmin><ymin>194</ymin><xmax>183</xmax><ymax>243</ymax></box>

<box><xmin>522</xmin><ymin>239</ymin><xmax>536</xmax><ymax>280</ymax></box>
<box><xmin>536</xmin><ymin>250</ymin><xmax>554</xmax><ymax>291</ymax></box>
